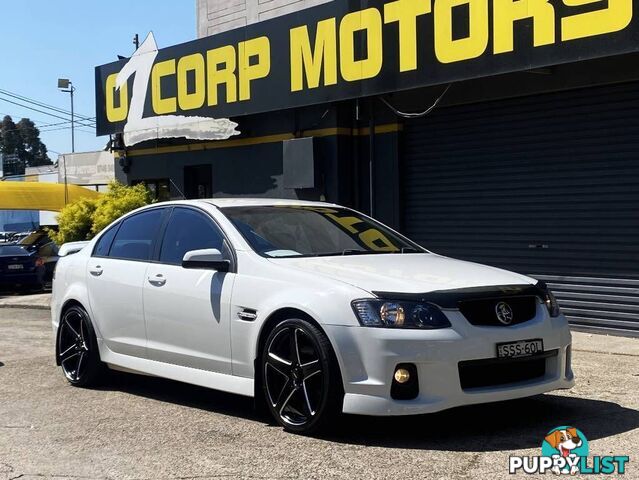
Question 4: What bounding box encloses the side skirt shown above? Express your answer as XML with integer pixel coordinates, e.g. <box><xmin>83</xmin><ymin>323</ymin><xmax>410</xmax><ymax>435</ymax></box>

<box><xmin>98</xmin><ymin>339</ymin><xmax>254</xmax><ymax>397</ymax></box>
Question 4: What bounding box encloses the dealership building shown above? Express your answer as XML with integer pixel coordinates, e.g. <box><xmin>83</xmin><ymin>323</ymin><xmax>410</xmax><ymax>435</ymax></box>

<box><xmin>97</xmin><ymin>0</ymin><xmax>639</xmax><ymax>333</ymax></box>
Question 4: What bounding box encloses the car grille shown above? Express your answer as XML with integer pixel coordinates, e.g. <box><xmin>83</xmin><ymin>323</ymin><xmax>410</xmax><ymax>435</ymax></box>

<box><xmin>459</xmin><ymin>296</ymin><xmax>537</xmax><ymax>326</ymax></box>
<box><xmin>458</xmin><ymin>350</ymin><xmax>557</xmax><ymax>390</ymax></box>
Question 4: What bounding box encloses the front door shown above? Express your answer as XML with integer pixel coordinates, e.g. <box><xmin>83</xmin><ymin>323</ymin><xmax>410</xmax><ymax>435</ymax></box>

<box><xmin>143</xmin><ymin>207</ymin><xmax>235</xmax><ymax>374</ymax></box>
<box><xmin>87</xmin><ymin>208</ymin><xmax>167</xmax><ymax>358</ymax></box>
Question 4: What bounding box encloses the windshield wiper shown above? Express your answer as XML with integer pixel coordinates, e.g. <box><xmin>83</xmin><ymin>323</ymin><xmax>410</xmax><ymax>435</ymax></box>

<box><xmin>399</xmin><ymin>247</ymin><xmax>422</xmax><ymax>254</ymax></box>
<box><xmin>341</xmin><ymin>249</ymin><xmax>374</xmax><ymax>256</ymax></box>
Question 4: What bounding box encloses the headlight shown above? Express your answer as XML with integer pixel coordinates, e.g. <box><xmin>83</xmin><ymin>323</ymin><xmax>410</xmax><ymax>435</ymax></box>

<box><xmin>352</xmin><ymin>299</ymin><xmax>451</xmax><ymax>329</ymax></box>
<box><xmin>538</xmin><ymin>282</ymin><xmax>561</xmax><ymax>317</ymax></box>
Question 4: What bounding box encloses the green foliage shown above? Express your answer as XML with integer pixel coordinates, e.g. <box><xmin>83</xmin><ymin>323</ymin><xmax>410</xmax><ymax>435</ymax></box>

<box><xmin>0</xmin><ymin>115</ymin><xmax>52</xmax><ymax>173</ymax></box>
<box><xmin>47</xmin><ymin>198</ymin><xmax>97</xmax><ymax>245</ymax></box>
<box><xmin>48</xmin><ymin>181</ymin><xmax>152</xmax><ymax>245</ymax></box>
<box><xmin>91</xmin><ymin>181</ymin><xmax>152</xmax><ymax>235</ymax></box>
<box><xmin>16</xmin><ymin>118</ymin><xmax>51</xmax><ymax>167</ymax></box>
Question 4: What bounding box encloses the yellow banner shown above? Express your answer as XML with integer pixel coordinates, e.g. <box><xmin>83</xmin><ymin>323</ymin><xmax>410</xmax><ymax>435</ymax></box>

<box><xmin>0</xmin><ymin>182</ymin><xmax>100</xmax><ymax>212</ymax></box>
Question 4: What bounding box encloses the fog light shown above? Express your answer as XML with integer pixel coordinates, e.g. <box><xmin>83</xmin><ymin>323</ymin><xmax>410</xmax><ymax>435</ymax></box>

<box><xmin>391</xmin><ymin>363</ymin><xmax>419</xmax><ymax>400</ymax></box>
<box><xmin>394</xmin><ymin>368</ymin><xmax>411</xmax><ymax>384</ymax></box>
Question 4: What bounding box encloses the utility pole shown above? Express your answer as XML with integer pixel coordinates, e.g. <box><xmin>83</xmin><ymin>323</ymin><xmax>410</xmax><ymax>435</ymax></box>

<box><xmin>57</xmin><ymin>79</ymin><xmax>75</xmax><ymax>153</ymax></box>
<box><xmin>133</xmin><ymin>33</ymin><xmax>140</xmax><ymax>50</ymax></box>
<box><xmin>57</xmin><ymin>78</ymin><xmax>75</xmax><ymax>205</ymax></box>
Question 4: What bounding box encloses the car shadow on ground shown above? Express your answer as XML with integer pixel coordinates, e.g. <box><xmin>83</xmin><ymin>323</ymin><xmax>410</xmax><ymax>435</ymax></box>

<box><xmin>99</xmin><ymin>370</ymin><xmax>639</xmax><ymax>451</ymax></box>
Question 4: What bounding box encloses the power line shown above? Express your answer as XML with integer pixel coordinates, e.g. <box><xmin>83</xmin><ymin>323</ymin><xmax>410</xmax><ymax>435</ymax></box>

<box><xmin>0</xmin><ymin>119</ymin><xmax>94</xmax><ymax>135</ymax></box>
<box><xmin>40</xmin><ymin>125</ymin><xmax>95</xmax><ymax>135</ymax></box>
<box><xmin>0</xmin><ymin>88</ymin><xmax>95</xmax><ymax>122</ymax></box>
<box><xmin>0</xmin><ymin>112</ymin><xmax>52</xmax><ymax>125</ymax></box>
<box><xmin>0</xmin><ymin>95</ymin><xmax>96</xmax><ymax>128</ymax></box>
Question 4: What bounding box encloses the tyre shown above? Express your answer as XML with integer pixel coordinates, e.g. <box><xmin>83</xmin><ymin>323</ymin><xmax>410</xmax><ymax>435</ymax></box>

<box><xmin>261</xmin><ymin>318</ymin><xmax>343</xmax><ymax>434</ymax></box>
<box><xmin>57</xmin><ymin>305</ymin><xmax>105</xmax><ymax>387</ymax></box>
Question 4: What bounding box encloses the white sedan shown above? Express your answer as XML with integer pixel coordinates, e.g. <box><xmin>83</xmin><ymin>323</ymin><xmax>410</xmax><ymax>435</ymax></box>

<box><xmin>52</xmin><ymin>199</ymin><xmax>574</xmax><ymax>433</ymax></box>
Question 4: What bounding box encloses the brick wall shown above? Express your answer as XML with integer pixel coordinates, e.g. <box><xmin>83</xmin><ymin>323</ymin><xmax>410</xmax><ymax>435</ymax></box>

<box><xmin>197</xmin><ymin>0</ymin><xmax>333</xmax><ymax>37</ymax></box>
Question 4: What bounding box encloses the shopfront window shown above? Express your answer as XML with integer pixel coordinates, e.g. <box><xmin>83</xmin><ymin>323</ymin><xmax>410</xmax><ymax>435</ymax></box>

<box><xmin>138</xmin><ymin>179</ymin><xmax>171</xmax><ymax>202</ymax></box>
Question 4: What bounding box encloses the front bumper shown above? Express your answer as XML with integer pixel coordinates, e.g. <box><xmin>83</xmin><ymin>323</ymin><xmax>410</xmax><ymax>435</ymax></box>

<box><xmin>326</xmin><ymin>304</ymin><xmax>574</xmax><ymax>416</ymax></box>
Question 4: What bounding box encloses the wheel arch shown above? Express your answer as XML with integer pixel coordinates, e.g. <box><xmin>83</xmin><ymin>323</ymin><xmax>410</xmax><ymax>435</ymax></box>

<box><xmin>253</xmin><ymin>307</ymin><xmax>344</xmax><ymax>403</ymax></box>
<box><xmin>55</xmin><ymin>299</ymin><xmax>88</xmax><ymax>366</ymax></box>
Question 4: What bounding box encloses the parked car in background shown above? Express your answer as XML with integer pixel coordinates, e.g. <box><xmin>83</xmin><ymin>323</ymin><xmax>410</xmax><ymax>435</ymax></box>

<box><xmin>0</xmin><ymin>232</ymin><xmax>18</xmax><ymax>244</ymax></box>
<box><xmin>0</xmin><ymin>231</ymin><xmax>59</xmax><ymax>291</ymax></box>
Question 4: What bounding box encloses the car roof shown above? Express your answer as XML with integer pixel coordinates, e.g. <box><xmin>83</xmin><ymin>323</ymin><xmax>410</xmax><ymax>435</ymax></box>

<box><xmin>199</xmin><ymin>198</ymin><xmax>341</xmax><ymax>208</ymax></box>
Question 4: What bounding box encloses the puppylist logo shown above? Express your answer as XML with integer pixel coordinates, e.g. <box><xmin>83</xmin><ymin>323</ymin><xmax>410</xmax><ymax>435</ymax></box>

<box><xmin>509</xmin><ymin>426</ymin><xmax>630</xmax><ymax>475</ymax></box>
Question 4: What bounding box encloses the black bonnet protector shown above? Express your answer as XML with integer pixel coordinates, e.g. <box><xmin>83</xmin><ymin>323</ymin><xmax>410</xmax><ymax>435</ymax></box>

<box><xmin>372</xmin><ymin>284</ymin><xmax>545</xmax><ymax>310</ymax></box>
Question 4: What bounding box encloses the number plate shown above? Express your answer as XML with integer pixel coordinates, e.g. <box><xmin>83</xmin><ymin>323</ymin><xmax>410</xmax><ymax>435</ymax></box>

<box><xmin>7</xmin><ymin>264</ymin><xmax>23</xmax><ymax>270</ymax></box>
<box><xmin>497</xmin><ymin>339</ymin><xmax>544</xmax><ymax>359</ymax></box>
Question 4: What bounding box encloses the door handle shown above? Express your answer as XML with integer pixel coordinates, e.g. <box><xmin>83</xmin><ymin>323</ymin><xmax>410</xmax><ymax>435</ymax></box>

<box><xmin>148</xmin><ymin>274</ymin><xmax>166</xmax><ymax>287</ymax></box>
<box><xmin>89</xmin><ymin>266</ymin><xmax>103</xmax><ymax>277</ymax></box>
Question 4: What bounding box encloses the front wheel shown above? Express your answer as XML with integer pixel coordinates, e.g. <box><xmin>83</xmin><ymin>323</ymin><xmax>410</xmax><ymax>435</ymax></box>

<box><xmin>57</xmin><ymin>305</ymin><xmax>105</xmax><ymax>387</ymax></box>
<box><xmin>261</xmin><ymin>319</ymin><xmax>342</xmax><ymax>434</ymax></box>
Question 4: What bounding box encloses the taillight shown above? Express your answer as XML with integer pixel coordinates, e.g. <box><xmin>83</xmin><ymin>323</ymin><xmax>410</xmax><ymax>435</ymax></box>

<box><xmin>35</xmin><ymin>257</ymin><xmax>45</xmax><ymax>267</ymax></box>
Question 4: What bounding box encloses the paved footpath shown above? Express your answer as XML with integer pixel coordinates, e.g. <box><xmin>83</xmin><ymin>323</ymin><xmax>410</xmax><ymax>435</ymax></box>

<box><xmin>0</xmin><ymin>293</ymin><xmax>50</xmax><ymax>310</ymax></box>
<box><xmin>0</xmin><ymin>308</ymin><xmax>637</xmax><ymax>480</ymax></box>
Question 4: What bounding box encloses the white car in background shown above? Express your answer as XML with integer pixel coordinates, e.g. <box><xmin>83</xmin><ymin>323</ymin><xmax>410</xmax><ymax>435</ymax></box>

<box><xmin>52</xmin><ymin>199</ymin><xmax>574</xmax><ymax>433</ymax></box>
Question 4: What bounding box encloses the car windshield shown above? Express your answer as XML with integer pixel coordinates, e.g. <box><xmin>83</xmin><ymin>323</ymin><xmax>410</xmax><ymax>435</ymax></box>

<box><xmin>18</xmin><ymin>232</ymin><xmax>48</xmax><ymax>246</ymax></box>
<box><xmin>221</xmin><ymin>206</ymin><xmax>423</xmax><ymax>258</ymax></box>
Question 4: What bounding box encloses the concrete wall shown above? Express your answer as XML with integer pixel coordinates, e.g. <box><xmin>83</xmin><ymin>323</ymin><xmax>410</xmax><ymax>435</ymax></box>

<box><xmin>197</xmin><ymin>0</ymin><xmax>332</xmax><ymax>37</ymax></box>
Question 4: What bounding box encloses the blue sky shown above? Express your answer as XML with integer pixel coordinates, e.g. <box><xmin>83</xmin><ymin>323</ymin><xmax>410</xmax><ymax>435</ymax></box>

<box><xmin>0</xmin><ymin>1</ymin><xmax>195</xmax><ymax>159</ymax></box>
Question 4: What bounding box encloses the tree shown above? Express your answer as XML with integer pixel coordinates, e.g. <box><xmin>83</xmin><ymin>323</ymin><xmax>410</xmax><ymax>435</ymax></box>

<box><xmin>47</xmin><ymin>181</ymin><xmax>152</xmax><ymax>245</ymax></box>
<box><xmin>17</xmin><ymin>118</ymin><xmax>51</xmax><ymax>167</ymax></box>
<box><xmin>47</xmin><ymin>197</ymin><xmax>97</xmax><ymax>245</ymax></box>
<box><xmin>0</xmin><ymin>115</ymin><xmax>52</xmax><ymax>172</ymax></box>
<box><xmin>91</xmin><ymin>181</ymin><xmax>152</xmax><ymax>234</ymax></box>
<box><xmin>0</xmin><ymin>115</ymin><xmax>23</xmax><ymax>155</ymax></box>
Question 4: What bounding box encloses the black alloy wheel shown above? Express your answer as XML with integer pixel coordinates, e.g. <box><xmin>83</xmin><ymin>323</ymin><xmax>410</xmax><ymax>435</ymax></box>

<box><xmin>57</xmin><ymin>305</ymin><xmax>104</xmax><ymax>387</ymax></box>
<box><xmin>262</xmin><ymin>319</ymin><xmax>342</xmax><ymax>433</ymax></box>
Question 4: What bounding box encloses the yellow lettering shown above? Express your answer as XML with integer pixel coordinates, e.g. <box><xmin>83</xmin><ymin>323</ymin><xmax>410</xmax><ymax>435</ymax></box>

<box><xmin>562</xmin><ymin>0</ymin><xmax>632</xmax><ymax>41</ymax></box>
<box><xmin>177</xmin><ymin>53</ymin><xmax>206</xmax><ymax>111</ymax></box>
<box><xmin>238</xmin><ymin>36</ymin><xmax>271</xmax><ymax>101</ymax></box>
<box><xmin>384</xmin><ymin>0</ymin><xmax>431</xmax><ymax>72</ymax></box>
<box><xmin>340</xmin><ymin>8</ymin><xmax>384</xmax><ymax>82</ymax></box>
<box><xmin>290</xmin><ymin>19</ymin><xmax>338</xmax><ymax>92</ymax></box>
<box><xmin>359</xmin><ymin>229</ymin><xmax>400</xmax><ymax>252</ymax></box>
<box><xmin>494</xmin><ymin>0</ymin><xmax>555</xmax><ymax>54</ymax></box>
<box><xmin>151</xmin><ymin>59</ymin><xmax>177</xmax><ymax>115</ymax></box>
<box><xmin>435</xmin><ymin>0</ymin><xmax>489</xmax><ymax>63</ymax></box>
<box><xmin>207</xmin><ymin>45</ymin><xmax>237</xmax><ymax>106</ymax></box>
<box><xmin>326</xmin><ymin>214</ymin><xmax>364</xmax><ymax>234</ymax></box>
<box><xmin>105</xmin><ymin>73</ymin><xmax>128</xmax><ymax>122</ymax></box>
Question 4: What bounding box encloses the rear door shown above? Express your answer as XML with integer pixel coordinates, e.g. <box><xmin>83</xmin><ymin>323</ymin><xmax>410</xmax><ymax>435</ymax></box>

<box><xmin>143</xmin><ymin>206</ymin><xmax>235</xmax><ymax>374</ymax></box>
<box><xmin>87</xmin><ymin>208</ymin><xmax>168</xmax><ymax>358</ymax></box>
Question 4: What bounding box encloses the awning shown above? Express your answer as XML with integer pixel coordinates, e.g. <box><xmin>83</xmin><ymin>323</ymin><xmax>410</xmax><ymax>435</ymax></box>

<box><xmin>0</xmin><ymin>182</ymin><xmax>100</xmax><ymax>212</ymax></box>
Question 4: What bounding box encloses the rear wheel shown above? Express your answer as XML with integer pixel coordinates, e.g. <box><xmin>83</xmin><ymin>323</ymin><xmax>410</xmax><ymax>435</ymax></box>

<box><xmin>261</xmin><ymin>319</ymin><xmax>342</xmax><ymax>434</ymax></box>
<box><xmin>57</xmin><ymin>305</ymin><xmax>105</xmax><ymax>387</ymax></box>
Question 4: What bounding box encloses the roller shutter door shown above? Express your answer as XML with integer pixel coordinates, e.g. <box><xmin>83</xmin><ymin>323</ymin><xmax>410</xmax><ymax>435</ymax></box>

<box><xmin>402</xmin><ymin>81</ymin><xmax>639</xmax><ymax>334</ymax></box>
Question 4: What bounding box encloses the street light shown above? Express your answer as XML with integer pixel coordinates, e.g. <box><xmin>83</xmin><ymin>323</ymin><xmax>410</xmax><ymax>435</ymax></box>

<box><xmin>57</xmin><ymin>78</ymin><xmax>75</xmax><ymax>153</ymax></box>
<box><xmin>57</xmin><ymin>79</ymin><xmax>74</xmax><ymax>205</ymax></box>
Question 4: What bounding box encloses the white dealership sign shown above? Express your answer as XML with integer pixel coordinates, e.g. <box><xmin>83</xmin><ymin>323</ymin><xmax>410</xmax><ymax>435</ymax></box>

<box><xmin>58</xmin><ymin>151</ymin><xmax>115</xmax><ymax>186</ymax></box>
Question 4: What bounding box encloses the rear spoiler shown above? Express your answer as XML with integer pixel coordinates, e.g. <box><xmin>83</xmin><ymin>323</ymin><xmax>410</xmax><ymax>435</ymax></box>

<box><xmin>59</xmin><ymin>241</ymin><xmax>90</xmax><ymax>257</ymax></box>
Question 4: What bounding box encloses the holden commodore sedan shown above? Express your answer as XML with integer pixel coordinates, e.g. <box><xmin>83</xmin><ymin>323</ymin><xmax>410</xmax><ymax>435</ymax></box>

<box><xmin>52</xmin><ymin>199</ymin><xmax>574</xmax><ymax>433</ymax></box>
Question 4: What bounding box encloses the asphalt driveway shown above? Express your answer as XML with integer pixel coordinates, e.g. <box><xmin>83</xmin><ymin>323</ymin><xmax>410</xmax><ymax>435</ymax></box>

<box><xmin>0</xmin><ymin>309</ymin><xmax>637</xmax><ymax>479</ymax></box>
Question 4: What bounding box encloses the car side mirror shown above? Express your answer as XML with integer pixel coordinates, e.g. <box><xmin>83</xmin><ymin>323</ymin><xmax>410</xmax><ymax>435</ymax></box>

<box><xmin>182</xmin><ymin>248</ymin><xmax>230</xmax><ymax>272</ymax></box>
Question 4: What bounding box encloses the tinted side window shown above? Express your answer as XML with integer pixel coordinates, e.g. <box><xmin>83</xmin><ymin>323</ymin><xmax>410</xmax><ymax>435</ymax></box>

<box><xmin>160</xmin><ymin>208</ymin><xmax>225</xmax><ymax>265</ymax></box>
<box><xmin>110</xmin><ymin>210</ymin><xmax>165</xmax><ymax>261</ymax></box>
<box><xmin>93</xmin><ymin>224</ymin><xmax>119</xmax><ymax>257</ymax></box>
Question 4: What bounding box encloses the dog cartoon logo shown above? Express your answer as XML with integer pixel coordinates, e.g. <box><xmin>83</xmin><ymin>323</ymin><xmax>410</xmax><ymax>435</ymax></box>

<box><xmin>542</xmin><ymin>426</ymin><xmax>589</xmax><ymax>475</ymax></box>
<box><xmin>510</xmin><ymin>426</ymin><xmax>628</xmax><ymax>475</ymax></box>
